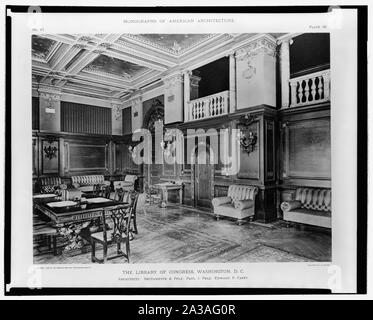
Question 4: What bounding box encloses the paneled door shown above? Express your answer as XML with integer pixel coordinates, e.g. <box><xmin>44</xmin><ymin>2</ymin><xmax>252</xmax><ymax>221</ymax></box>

<box><xmin>194</xmin><ymin>149</ymin><xmax>213</xmax><ymax>208</ymax></box>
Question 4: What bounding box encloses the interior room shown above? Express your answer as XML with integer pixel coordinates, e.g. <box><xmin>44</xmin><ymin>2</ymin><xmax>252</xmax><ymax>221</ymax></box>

<box><xmin>32</xmin><ymin>33</ymin><xmax>331</xmax><ymax>264</ymax></box>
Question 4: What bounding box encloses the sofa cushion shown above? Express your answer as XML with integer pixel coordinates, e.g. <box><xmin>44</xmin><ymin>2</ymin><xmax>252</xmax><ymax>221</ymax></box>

<box><xmin>215</xmin><ymin>203</ymin><xmax>255</xmax><ymax>219</ymax></box>
<box><xmin>234</xmin><ymin>199</ymin><xmax>254</xmax><ymax>210</ymax></box>
<box><xmin>284</xmin><ymin>209</ymin><xmax>331</xmax><ymax>229</ymax></box>
<box><xmin>227</xmin><ymin>185</ymin><xmax>258</xmax><ymax>201</ymax></box>
<box><xmin>212</xmin><ymin>196</ymin><xmax>232</xmax><ymax>207</ymax></box>
<box><xmin>280</xmin><ymin>200</ymin><xmax>302</xmax><ymax>212</ymax></box>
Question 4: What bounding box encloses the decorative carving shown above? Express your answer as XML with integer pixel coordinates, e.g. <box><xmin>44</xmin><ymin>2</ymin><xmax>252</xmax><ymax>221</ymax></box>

<box><xmin>236</xmin><ymin>37</ymin><xmax>277</xmax><ymax>61</ymax></box>
<box><xmin>113</xmin><ymin>104</ymin><xmax>122</xmax><ymax>120</ymax></box>
<box><xmin>73</xmin><ymin>43</ymin><xmax>87</xmax><ymax>50</ymax></box>
<box><xmin>163</xmin><ymin>73</ymin><xmax>183</xmax><ymax>90</ymax></box>
<box><xmin>238</xmin><ymin>113</ymin><xmax>258</xmax><ymax>154</ymax></box>
<box><xmin>119</xmin><ymin>34</ymin><xmax>216</xmax><ymax>55</ymax></box>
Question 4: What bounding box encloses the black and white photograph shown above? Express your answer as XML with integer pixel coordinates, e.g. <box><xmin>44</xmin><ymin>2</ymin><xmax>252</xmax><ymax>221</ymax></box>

<box><xmin>3</xmin><ymin>3</ymin><xmax>368</xmax><ymax>297</ymax></box>
<box><xmin>31</xmin><ymin>32</ymin><xmax>332</xmax><ymax>265</ymax></box>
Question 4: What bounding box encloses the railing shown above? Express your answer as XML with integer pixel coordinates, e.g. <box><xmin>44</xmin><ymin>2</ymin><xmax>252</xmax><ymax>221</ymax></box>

<box><xmin>186</xmin><ymin>90</ymin><xmax>229</xmax><ymax>121</ymax></box>
<box><xmin>289</xmin><ymin>69</ymin><xmax>330</xmax><ymax>107</ymax></box>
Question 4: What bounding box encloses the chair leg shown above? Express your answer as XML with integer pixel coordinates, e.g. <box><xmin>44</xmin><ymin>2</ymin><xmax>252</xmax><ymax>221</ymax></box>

<box><xmin>125</xmin><ymin>239</ymin><xmax>130</xmax><ymax>263</ymax></box>
<box><xmin>52</xmin><ymin>235</ymin><xmax>57</xmax><ymax>256</ymax></box>
<box><xmin>133</xmin><ymin>216</ymin><xmax>138</xmax><ymax>234</ymax></box>
<box><xmin>103</xmin><ymin>244</ymin><xmax>108</xmax><ymax>263</ymax></box>
<box><xmin>91</xmin><ymin>241</ymin><xmax>96</xmax><ymax>262</ymax></box>
<box><xmin>117</xmin><ymin>242</ymin><xmax>121</xmax><ymax>254</ymax></box>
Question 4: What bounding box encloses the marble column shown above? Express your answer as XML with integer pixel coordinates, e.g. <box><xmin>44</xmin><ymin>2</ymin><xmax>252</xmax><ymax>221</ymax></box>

<box><xmin>163</xmin><ymin>72</ymin><xmax>184</xmax><ymax>124</ymax></box>
<box><xmin>229</xmin><ymin>52</ymin><xmax>237</xmax><ymax>113</ymax></box>
<box><xmin>280</xmin><ymin>39</ymin><xmax>291</xmax><ymax>108</ymax></box>
<box><xmin>111</xmin><ymin>101</ymin><xmax>123</xmax><ymax>135</ymax></box>
<box><xmin>189</xmin><ymin>74</ymin><xmax>201</xmax><ymax>101</ymax></box>
<box><xmin>183</xmin><ymin>70</ymin><xmax>191</xmax><ymax>122</ymax></box>
<box><xmin>130</xmin><ymin>96</ymin><xmax>143</xmax><ymax>132</ymax></box>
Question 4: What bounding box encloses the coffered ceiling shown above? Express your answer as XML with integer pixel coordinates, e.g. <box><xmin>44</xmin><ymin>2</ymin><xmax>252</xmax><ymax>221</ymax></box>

<box><xmin>32</xmin><ymin>33</ymin><xmax>286</xmax><ymax>101</ymax></box>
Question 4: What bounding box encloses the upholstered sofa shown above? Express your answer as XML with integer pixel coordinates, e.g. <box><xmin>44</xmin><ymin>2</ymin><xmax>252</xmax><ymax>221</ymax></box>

<box><xmin>113</xmin><ymin>175</ymin><xmax>138</xmax><ymax>191</ymax></box>
<box><xmin>212</xmin><ymin>185</ymin><xmax>258</xmax><ymax>225</ymax></box>
<box><xmin>280</xmin><ymin>187</ymin><xmax>331</xmax><ymax>229</ymax></box>
<box><xmin>38</xmin><ymin>176</ymin><xmax>63</xmax><ymax>194</ymax></box>
<box><xmin>71</xmin><ymin>175</ymin><xmax>109</xmax><ymax>193</ymax></box>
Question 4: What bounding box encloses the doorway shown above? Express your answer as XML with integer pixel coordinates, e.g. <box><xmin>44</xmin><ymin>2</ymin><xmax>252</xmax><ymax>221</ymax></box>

<box><xmin>193</xmin><ymin>147</ymin><xmax>214</xmax><ymax>209</ymax></box>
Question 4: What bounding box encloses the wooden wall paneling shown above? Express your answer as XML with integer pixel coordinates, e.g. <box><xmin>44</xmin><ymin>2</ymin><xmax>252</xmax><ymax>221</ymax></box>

<box><xmin>64</xmin><ymin>141</ymin><xmax>109</xmax><ymax>174</ymax></box>
<box><xmin>32</xmin><ymin>97</ymin><xmax>40</xmax><ymax>130</ymax></box>
<box><xmin>58</xmin><ymin>137</ymin><xmax>65</xmax><ymax>177</ymax></box>
<box><xmin>214</xmin><ymin>184</ymin><xmax>229</xmax><ymax>197</ymax></box>
<box><xmin>282</xmin><ymin>117</ymin><xmax>331</xmax><ymax>182</ymax></box>
<box><xmin>265</xmin><ymin>119</ymin><xmax>275</xmax><ymax>182</ymax></box>
<box><xmin>32</xmin><ymin>136</ymin><xmax>38</xmax><ymax>177</ymax></box>
<box><xmin>122</xmin><ymin>107</ymin><xmax>132</xmax><ymax>135</ymax></box>
<box><xmin>237</xmin><ymin>120</ymin><xmax>260</xmax><ymax>180</ymax></box>
<box><xmin>255</xmin><ymin>185</ymin><xmax>278</xmax><ymax>222</ymax></box>
<box><xmin>41</xmin><ymin>137</ymin><xmax>59</xmax><ymax>175</ymax></box>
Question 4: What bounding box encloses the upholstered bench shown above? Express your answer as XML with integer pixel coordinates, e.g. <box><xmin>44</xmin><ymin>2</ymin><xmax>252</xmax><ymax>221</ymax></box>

<box><xmin>71</xmin><ymin>175</ymin><xmax>109</xmax><ymax>193</ymax></box>
<box><xmin>280</xmin><ymin>187</ymin><xmax>331</xmax><ymax>229</ymax></box>
<box><xmin>212</xmin><ymin>185</ymin><xmax>258</xmax><ymax>225</ymax></box>
<box><xmin>38</xmin><ymin>176</ymin><xmax>64</xmax><ymax>194</ymax></box>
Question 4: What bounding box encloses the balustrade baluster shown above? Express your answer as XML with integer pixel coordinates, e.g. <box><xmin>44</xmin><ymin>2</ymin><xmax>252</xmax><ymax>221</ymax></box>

<box><xmin>310</xmin><ymin>77</ymin><xmax>316</xmax><ymax>101</ymax></box>
<box><xmin>304</xmin><ymin>79</ymin><xmax>310</xmax><ymax>102</ymax></box>
<box><xmin>297</xmin><ymin>81</ymin><xmax>303</xmax><ymax>104</ymax></box>
<box><xmin>317</xmin><ymin>76</ymin><xmax>323</xmax><ymax>100</ymax></box>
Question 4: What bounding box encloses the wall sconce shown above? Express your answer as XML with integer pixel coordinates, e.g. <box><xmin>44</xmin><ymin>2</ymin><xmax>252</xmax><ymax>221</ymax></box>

<box><xmin>160</xmin><ymin>140</ymin><xmax>172</xmax><ymax>157</ymax></box>
<box><xmin>128</xmin><ymin>145</ymin><xmax>137</xmax><ymax>159</ymax></box>
<box><xmin>44</xmin><ymin>145</ymin><xmax>58</xmax><ymax>159</ymax></box>
<box><xmin>239</xmin><ymin>130</ymin><xmax>257</xmax><ymax>154</ymax></box>
<box><xmin>238</xmin><ymin>113</ymin><xmax>258</xmax><ymax>154</ymax></box>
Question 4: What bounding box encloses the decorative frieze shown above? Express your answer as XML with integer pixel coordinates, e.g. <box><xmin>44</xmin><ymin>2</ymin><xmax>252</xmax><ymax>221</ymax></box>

<box><xmin>235</xmin><ymin>36</ymin><xmax>277</xmax><ymax>61</ymax></box>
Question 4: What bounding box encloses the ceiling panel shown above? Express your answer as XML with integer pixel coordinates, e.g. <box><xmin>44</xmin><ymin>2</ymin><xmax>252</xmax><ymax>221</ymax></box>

<box><xmin>32</xmin><ymin>35</ymin><xmax>57</xmax><ymax>60</ymax></box>
<box><xmin>85</xmin><ymin>55</ymin><xmax>148</xmax><ymax>79</ymax></box>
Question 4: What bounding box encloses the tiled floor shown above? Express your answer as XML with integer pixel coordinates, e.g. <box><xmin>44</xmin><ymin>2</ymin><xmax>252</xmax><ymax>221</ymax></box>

<box><xmin>34</xmin><ymin>204</ymin><xmax>331</xmax><ymax>264</ymax></box>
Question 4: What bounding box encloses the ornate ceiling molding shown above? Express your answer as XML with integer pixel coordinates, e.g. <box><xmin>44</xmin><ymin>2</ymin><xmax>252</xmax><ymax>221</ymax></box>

<box><xmin>32</xmin><ymin>33</ymin><xmax>286</xmax><ymax>103</ymax></box>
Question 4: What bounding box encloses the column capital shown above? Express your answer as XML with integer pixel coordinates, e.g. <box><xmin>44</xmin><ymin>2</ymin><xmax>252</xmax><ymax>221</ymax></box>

<box><xmin>183</xmin><ymin>69</ymin><xmax>192</xmax><ymax>77</ymax></box>
<box><xmin>163</xmin><ymin>72</ymin><xmax>184</xmax><ymax>89</ymax></box>
<box><xmin>38</xmin><ymin>86</ymin><xmax>61</xmax><ymax>100</ymax></box>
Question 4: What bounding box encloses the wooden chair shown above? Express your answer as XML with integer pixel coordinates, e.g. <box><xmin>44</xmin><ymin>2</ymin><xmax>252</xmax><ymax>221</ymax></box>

<box><xmin>94</xmin><ymin>184</ymin><xmax>111</xmax><ymax>199</ymax></box>
<box><xmin>91</xmin><ymin>192</ymin><xmax>139</xmax><ymax>264</ymax></box>
<box><xmin>112</xmin><ymin>187</ymin><xmax>125</xmax><ymax>202</ymax></box>
<box><xmin>33</xmin><ymin>212</ymin><xmax>58</xmax><ymax>255</ymax></box>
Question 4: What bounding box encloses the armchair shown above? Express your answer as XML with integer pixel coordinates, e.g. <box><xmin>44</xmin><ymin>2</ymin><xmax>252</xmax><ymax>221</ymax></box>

<box><xmin>212</xmin><ymin>185</ymin><xmax>258</xmax><ymax>225</ymax></box>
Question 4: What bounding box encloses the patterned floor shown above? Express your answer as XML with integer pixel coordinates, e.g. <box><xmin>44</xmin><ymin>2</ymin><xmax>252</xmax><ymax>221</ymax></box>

<box><xmin>34</xmin><ymin>204</ymin><xmax>331</xmax><ymax>264</ymax></box>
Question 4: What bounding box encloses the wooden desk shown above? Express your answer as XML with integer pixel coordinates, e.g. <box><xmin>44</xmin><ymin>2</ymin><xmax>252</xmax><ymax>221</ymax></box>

<box><xmin>154</xmin><ymin>183</ymin><xmax>183</xmax><ymax>207</ymax></box>
<box><xmin>33</xmin><ymin>197</ymin><xmax>129</xmax><ymax>253</ymax></box>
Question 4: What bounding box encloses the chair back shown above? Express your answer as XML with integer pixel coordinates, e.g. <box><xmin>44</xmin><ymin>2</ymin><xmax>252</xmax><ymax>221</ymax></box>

<box><xmin>113</xmin><ymin>188</ymin><xmax>125</xmax><ymax>202</ymax></box>
<box><xmin>124</xmin><ymin>175</ymin><xmax>137</xmax><ymax>183</ymax></box>
<box><xmin>128</xmin><ymin>191</ymin><xmax>139</xmax><ymax>213</ymax></box>
<box><xmin>39</xmin><ymin>176</ymin><xmax>62</xmax><ymax>193</ymax></box>
<box><xmin>227</xmin><ymin>185</ymin><xmax>258</xmax><ymax>201</ymax></box>
<box><xmin>103</xmin><ymin>205</ymin><xmax>132</xmax><ymax>243</ymax></box>
<box><xmin>94</xmin><ymin>184</ymin><xmax>111</xmax><ymax>198</ymax></box>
